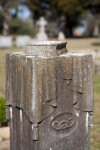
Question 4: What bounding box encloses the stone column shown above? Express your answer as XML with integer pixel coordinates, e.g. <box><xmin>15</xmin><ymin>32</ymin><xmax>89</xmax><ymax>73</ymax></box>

<box><xmin>5</xmin><ymin>41</ymin><xmax>94</xmax><ymax>150</ymax></box>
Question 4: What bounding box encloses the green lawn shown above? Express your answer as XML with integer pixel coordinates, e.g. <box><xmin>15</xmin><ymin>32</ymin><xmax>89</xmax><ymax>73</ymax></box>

<box><xmin>0</xmin><ymin>38</ymin><xmax>100</xmax><ymax>149</ymax></box>
<box><xmin>91</xmin><ymin>74</ymin><xmax>100</xmax><ymax>150</ymax></box>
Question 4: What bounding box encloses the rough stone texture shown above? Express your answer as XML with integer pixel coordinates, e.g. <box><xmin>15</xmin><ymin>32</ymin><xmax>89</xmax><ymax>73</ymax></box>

<box><xmin>5</xmin><ymin>41</ymin><xmax>94</xmax><ymax>150</ymax></box>
<box><xmin>25</xmin><ymin>41</ymin><xmax>67</xmax><ymax>56</ymax></box>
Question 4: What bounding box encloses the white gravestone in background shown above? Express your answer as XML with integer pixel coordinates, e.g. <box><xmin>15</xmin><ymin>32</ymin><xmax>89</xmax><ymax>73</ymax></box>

<box><xmin>36</xmin><ymin>17</ymin><xmax>48</xmax><ymax>41</ymax></box>
<box><xmin>58</xmin><ymin>15</ymin><xmax>66</xmax><ymax>41</ymax></box>
<box><xmin>58</xmin><ymin>31</ymin><xmax>66</xmax><ymax>41</ymax></box>
<box><xmin>0</xmin><ymin>36</ymin><xmax>13</xmax><ymax>48</ymax></box>
<box><xmin>16</xmin><ymin>36</ymin><xmax>31</xmax><ymax>48</ymax></box>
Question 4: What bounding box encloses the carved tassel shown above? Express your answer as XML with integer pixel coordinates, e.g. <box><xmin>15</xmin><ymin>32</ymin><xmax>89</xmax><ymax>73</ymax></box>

<box><xmin>33</xmin><ymin>123</ymin><xmax>39</xmax><ymax>141</ymax></box>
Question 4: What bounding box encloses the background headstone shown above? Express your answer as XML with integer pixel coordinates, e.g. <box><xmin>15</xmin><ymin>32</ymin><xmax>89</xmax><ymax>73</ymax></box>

<box><xmin>58</xmin><ymin>31</ymin><xmax>66</xmax><ymax>40</ymax></box>
<box><xmin>94</xmin><ymin>60</ymin><xmax>100</xmax><ymax>74</ymax></box>
<box><xmin>0</xmin><ymin>36</ymin><xmax>13</xmax><ymax>49</ymax></box>
<box><xmin>58</xmin><ymin>15</ymin><xmax>66</xmax><ymax>40</ymax></box>
<box><xmin>36</xmin><ymin>17</ymin><xmax>48</xmax><ymax>41</ymax></box>
<box><xmin>16</xmin><ymin>36</ymin><xmax>31</xmax><ymax>48</ymax></box>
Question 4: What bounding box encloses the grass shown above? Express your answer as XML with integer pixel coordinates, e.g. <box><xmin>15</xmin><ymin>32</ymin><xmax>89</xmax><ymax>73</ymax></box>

<box><xmin>0</xmin><ymin>38</ymin><xmax>100</xmax><ymax>149</ymax></box>
<box><xmin>0</xmin><ymin>97</ymin><xmax>6</xmax><ymax>123</ymax></box>
<box><xmin>67</xmin><ymin>38</ymin><xmax>100</xmax><ymax>52</ymax></box>
<box><xmin>90</xmin><ymin>74</ymin><xmax>100</xmax><ymax>150</ymax></box>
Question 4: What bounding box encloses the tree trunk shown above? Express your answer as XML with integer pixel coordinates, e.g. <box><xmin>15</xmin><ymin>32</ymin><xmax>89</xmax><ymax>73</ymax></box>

<box><xmin>65</xmin><ymin>15</ymin><xmax>73</xmax><ymax>38</ymax></box>
<box><xmin>93</xmin><ymin>15</ymin><xmax>100</xmax><ymax>37</ymax></box>
<box><xmin>66</xmin><ymin>27</ymin><xmax>73</xmax><ymax>38</ymax></box>
<box><xmin>2</xmin><ymin>11</ymin><xmax>9</xmax><ymax>36</ymax></box>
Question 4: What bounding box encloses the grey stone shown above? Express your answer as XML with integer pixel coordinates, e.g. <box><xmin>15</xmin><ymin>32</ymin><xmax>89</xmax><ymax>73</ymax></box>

<box><xmin>25</xmin><ymin>41</ymin><xmax>67</xmax><ymax>56</ymax></box>
<box><xmin>5</xmin><ymin>41</ymin><xmax>94</xmax><ymax>150</ymax></box>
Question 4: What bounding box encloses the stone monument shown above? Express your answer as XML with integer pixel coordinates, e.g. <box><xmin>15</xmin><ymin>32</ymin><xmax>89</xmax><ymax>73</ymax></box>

<box><xmin>36</xmin><ymin>17</ymin><xmax>48</xmax><ymax>41</ymax></box>
<box><xmin>16</xmin><ymin>36</ymin><xmax>31</xmax><ymax>48</ymax></box>
<box><xmin>58</xmin><ymin>31</ymin><xmax>66</xmax><ymax>40</ymax></box>
<box><xmin>5</xmin><ymin>41</ymin><xmax>94</xmax><ymax>150</ymax></box>
<box><xmin>0</xmin><ymin>36</ymin><xmax>13</xmax><ymax>48</ymax></box>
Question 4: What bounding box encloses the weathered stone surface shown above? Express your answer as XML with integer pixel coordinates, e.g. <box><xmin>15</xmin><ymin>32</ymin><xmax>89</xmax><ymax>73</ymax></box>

<box><xmin>5</xmin><ymin>41</ymin><xmax>94</xmax><ymax>150</ymax></box>
<box><xmin>25</xmin><ymin>41</ymin><xmax>67</xmax><ymax>56</ymax></box>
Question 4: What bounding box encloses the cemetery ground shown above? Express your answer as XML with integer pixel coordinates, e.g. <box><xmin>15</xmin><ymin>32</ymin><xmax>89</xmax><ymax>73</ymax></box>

<box><xmin>0</xmin><ymin>38</ymin><xmax>100</xmax><ymax>150</ymax></box>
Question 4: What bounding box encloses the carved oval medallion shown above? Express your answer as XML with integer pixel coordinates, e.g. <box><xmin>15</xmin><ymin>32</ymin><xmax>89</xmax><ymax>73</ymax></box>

<box><xmin>51</xmin><ymin>113</ymin><xmax>77</xmax><ymax>136</ymax></box>
<box><xmin>52</xmin><ymin>118</ymin><xmax>74</xmax><ymax>130</ymax></box>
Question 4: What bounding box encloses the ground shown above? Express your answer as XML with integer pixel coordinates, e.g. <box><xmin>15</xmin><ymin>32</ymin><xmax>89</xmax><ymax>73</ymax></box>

<box><xmin>67</xmin><ymin>38</ymin><xmax>100</xmax><ymax>51</ymax></box>
<box><xmin>0</xmin><ymin>38</ymin><xmax>100</xmax><ymax>150</ymax></box>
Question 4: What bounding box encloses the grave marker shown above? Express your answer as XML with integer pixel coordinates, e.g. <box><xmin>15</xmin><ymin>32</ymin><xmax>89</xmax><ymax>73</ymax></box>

<box><xmin>16</xmin><ymin>36</ymin><xmax>30</xmax><ymax>48</ymax></box>
<box><xmin>0</xmin><ymin>36</ymin><xmax>12</xmax><ymax>48</ymax></box>
<box><xmin>6</xmin><ymin>41</ymin><xmax>94</xmax><ymax>150</ymax></box>
<box><xmin>36</xmin><ymin>17</ymin><xmax>48</xmax><ymax>41</ymax></box>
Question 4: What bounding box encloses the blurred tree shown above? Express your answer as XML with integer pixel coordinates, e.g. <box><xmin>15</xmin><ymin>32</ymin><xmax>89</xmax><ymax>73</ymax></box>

<box><xmin>28</xmin><ymin>0</ymin><xmax>49</xmax><ymax>19</ymax></box>
<box><xmin>28</xmin><ymin>0</ymin><xmax>100</xmax><ymax>37</ymax></box>
<box><xmin>0</xmin><ymin>0</ymin><xmax>24</xmax><ymax>35</ymax></box>
<box><xmin>84</xmin><ymin>14</ymin><xmax>95</xmax><ymax>37</ymax></box>
<box><xmin>0</xmin><ymin>11</ymin><xmax>3</xmax><ymax>34</ymax></box>
<box><xmin>28</xmin><ymin>0</ymin><xmax>86</xmax><ymax>37</ymax></box>
<box><xmin>84</xmin><ymin>0</ymin><xmax>100</xmax><ymax>36</ymax></box>
<box><xmin>0</xmin><ymin>0</ymin><xmax>18</xmax><ymax>35</ymax></box>
<box><xmin>48</xmin><ymin>0</ymin><xmax>86</xmax><ymax>37</ymax></box>
<box><xmin>9</xmin><ymin>17</ymin><xmax>38</xmax><ymax>36</ymax></box>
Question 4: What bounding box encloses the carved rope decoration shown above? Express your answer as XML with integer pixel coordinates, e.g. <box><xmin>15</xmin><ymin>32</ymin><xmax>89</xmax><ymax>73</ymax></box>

<box><xmin>52</xmin><ymin>118</ymin><xmax>74</xmax><ymax>131</ymax></box>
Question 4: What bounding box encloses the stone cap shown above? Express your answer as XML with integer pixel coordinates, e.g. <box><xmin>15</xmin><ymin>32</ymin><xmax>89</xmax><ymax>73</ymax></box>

<box><xmin>25</xmin><ymin>41</ymin><xmax>67</xmax><ymax>56</ymax></box>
